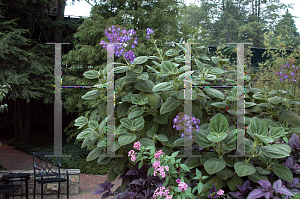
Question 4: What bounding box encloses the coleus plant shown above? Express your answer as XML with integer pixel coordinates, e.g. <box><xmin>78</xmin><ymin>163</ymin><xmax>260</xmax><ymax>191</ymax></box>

<box><xmin>247</xmin><ymin>179</ymin><xmax>294</xmax><ymax>199</ymax></box>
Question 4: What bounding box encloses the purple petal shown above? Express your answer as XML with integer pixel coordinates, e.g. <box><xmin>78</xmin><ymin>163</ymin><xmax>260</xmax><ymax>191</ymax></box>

<box><xmin>275</xmin><ymin>187</ymin><xmax>294</xmax><ymax>196</ymax></box>
<box><xmin>247</xmin><ymin>189</ymin><xmax>267</xmax><ymax>199</ymax></box>
<box><xmin>257</xmin><ymin>180</ymin><xmax>272</xmax><ymax>189</ymax></box>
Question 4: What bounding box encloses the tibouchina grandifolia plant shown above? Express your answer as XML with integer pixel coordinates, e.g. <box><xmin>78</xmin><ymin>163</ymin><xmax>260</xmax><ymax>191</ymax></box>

<box><xmin>74</xmin><ymin>26</ymin><xmax>300</xmax><ymax>198</ymax></box>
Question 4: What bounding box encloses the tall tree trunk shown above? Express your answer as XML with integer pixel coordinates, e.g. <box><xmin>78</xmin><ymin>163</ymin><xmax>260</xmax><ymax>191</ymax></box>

<box><xmin>13</xmin><ymin>99</ymin><xmax>19</xmax><ymax>139</ymax></box>
<box><xmin>23</xmin><ymin>101</ymin><xmax>32</xmax><ymax>140</ymax></box>
<box><xmin>17</xmin><ymin>98</ymin><xmax>24</xmax><ymax>140</ymax></box>
<box><xmin>252</xmin><ymin>0</ymin><xmax>254</xmax><ymax>16</ymax></box>
<box><xmin>258</xmin><ymin>0</ymin><xmax>261</xmax><ymax>23</ymax></box>
<box><xmin>54</xmin><ymin>0</ymin><xmax>65</xmax><ymax>43</ymax></box>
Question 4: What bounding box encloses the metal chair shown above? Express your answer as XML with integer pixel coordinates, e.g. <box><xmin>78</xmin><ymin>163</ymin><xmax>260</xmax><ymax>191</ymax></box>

<box><xmin>33</xmin><ymin>152</ymin><xmax>69</xmax><ymax>199</ymax></box>
<box><xmin>0</xmin><ymin>177</ymin><xmax>21</xmax><ymax>199</ymax></box>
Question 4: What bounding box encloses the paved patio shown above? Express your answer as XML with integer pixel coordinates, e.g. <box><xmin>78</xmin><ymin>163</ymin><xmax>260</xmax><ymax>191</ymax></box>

<box><xmin>0</xmin><ymin>139</ymin><xmax>122</xmax><ymax>199</ymax></box>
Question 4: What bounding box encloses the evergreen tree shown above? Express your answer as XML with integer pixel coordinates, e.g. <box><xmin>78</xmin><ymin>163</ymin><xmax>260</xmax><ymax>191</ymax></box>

<box><xmin>272</xmin><ymin>9</ymin><xmax>300</xmax><ymax>49</ymax></box>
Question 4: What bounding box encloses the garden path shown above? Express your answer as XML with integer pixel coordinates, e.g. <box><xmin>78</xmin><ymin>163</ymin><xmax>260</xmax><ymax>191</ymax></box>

<box><xmin>0</xmin><ymin>139</ymin><xmax>121</xmax><ymax>199</ymax></box>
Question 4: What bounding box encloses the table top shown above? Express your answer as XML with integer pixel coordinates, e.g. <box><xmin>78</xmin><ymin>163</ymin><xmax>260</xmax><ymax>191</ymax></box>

<box><xmin>2</xmin><ymin>173</ymin><xmax>30</xmax><ymax>178</ymax></box>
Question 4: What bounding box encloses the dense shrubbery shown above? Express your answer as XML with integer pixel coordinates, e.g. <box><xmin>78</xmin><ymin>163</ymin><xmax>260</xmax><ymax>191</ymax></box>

<box><xmin>73</xmin><ymin>26</ymin><xmax>300</xmax><ymax>198</ymax></box>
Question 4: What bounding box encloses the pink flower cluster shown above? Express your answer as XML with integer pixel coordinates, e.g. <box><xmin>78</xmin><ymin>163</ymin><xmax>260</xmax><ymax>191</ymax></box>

<box><xmin>133</xmin><ymin>141</ymin><xmax>142</xmax><ymax>150</ymax></box>
<box><xmin>128</xmin><ymin>150</ymin><xmax>137</xmax><ymax>162</ymax></box>
<box><xmin>153</xmin><ymin>160</ymin><xmax>169</xmax><ymax>178</ymax></box>
<box><xmin>217</xmin><ymin>189</ymin><xmax>224</xmax><ymax>196</ymax></box>
<box><xmin>176</xmin><ymin>179</ymin><xmax>188</xmax><ymax>192</ymax></box>
<box><xmin>153</xmin><ymin>186</ymin><xmax>172</xmax><ymax>199</ymax></box>
<box><xmin>154</xmin><ymin>150</ymin><xmax>164</xmax><ymax>159</ymax></box>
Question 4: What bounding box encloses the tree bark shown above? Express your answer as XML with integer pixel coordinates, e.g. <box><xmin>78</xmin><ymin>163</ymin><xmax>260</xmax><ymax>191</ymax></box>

<box><xmin>53</xmin><ymin>0</ymin><xmax>66</xmax><ymax>43</ymax></box>
<box><xmin>258</xmin><ymin>0</ymin><xmax>261</xmax><ymax>23</ymax></box>
<box><xmin>23</xmin><ymin>100</ymin><xmax>32</xmax><ymax>140</ymax></box>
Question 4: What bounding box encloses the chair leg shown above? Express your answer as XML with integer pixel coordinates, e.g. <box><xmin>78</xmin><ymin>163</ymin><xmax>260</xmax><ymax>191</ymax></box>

<box><xmin>41</xmin><ymin>182</ymin><xmax>43</xmax><ymax>199</ymax></box>
<box><xmin>33</xmin><ymin>180</ymin><xmax>36</xmax><ymax>199</ymax></box>
<box><xmin>58</xmin><ymin>182</ymin><xmax>60</xmax><ymax>198</ymax></box>
<box><xmin>67</xmin><ymin>181</ymin><xmax>69</xmax><ymax>199</ymax></box>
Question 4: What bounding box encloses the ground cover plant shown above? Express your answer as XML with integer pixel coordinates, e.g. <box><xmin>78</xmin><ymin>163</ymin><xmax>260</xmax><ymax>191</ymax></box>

<box><xmin>73</xmin><ymin>26</ymin><xmax>300</xmax><ymax>198</ymax></box>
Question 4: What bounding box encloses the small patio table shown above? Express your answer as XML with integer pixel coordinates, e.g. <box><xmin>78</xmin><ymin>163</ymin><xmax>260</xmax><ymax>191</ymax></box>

<box><xmin>2</xmin><ymin>173</ymin><xmax>30</xmax><ymax>199</ymax></box>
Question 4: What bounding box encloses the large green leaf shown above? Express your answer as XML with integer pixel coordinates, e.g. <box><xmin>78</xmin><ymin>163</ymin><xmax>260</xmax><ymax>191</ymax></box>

<box><xmin>107</xmin><ymin>166</ymin><xmax>119</xmax><ymax>183</ymax></box>
<box><xmin>207</xmin><ymin>132</ymin><xmax>227</xmax><ymax>142</ymax></box>
<box><xmin>221</xmin><ymin>129</ymin><xmax>244</xmax><ymax>150</ymax></box>
<box><xmin>174</xmin><ymin>138</ymin><xmax>193</xmax><ymax>146</ymax></box>
<box><xmin>178</xmin><ymin>71</ymin><xmax>194</xmax><ymax>80</ymax></box>
<box><xmin>203</xmin><ymin>88</ymin><xmax>225</xmax><ymax>99</ymax></box>
<box><xmin>234</xmin><ymin>161</ymin><xmax>256</xmax><ymax>177</ymax></box>
<box><xmin>216</xmin><ymin>168</ymin><xmax>233</xmax><ymax>181</ymax></box>
<box><xmin>140</xmin><ymin>138</ymin><xmax>155</xmax><ymax>147</ymax></box>
<box><xmin>269</xmin><ymin>127</ymin><xmax>285</xmax><ymax>139</ymax></box>
<box><xmin>120</xmin><ymin>118</ymin><xmax>131</xmax><ymax>129</ymax></box>
<box><xmin>97</xmin><ymin>154</ymin><xmax>111</xmax><ymax>165</ymax></box>
<box><xmin>210</xmin><ymin>102</ymin><xmax>228</xmax><ymax>108</ymax></box>
<box><xmin>255</xmin><ymin>134</ymin><xmax>273</xmax><ymax>144</ymax></box>
<box><xmin>137</xmin><ymin>73</ymin><xmax>149</xmax><ymax>81</ymax></box>
<box><xmin>140</xmin><ymin>92</ymin><xmax>162</xmax><ymax>108</ymax></box>
<box><xmin>268</xmin><ymin>96</ymin><xmax>286</xmax><ymax>104</ymax></box>
<box><xmin>128</xmin><ymin>107</ymin><xmax>144</xmax><ymax>119</ymax></box>
<box><xmin>117</xmin><ymin>102</ymin><xmax>131</xmax><ymax>118</ymax></box>
<box><xmin>88</xmin><ymin>121</ymin><xmax>98</xmax><ymax>130</ymax></box>
<box><xmin>256</xmin><ymin>167</ymin><xmax>270</xmax><ymax>175</ymax></box>
<box><xmin>248</xmin><ymin>171</ymin><xmax>269</xmax><ymax>183</ymax></box>
<box><xmin>160</xmin><ymin>97</ymin><xmax>178</xmax><ymax>115</ymax></box>
<box><xmin>74</xmin><ymin>116</ymin><xmax>88</xmax><ymax>129</ymax></box>
<box><xmin>177</xmin><ymin>90</ymin><xmax>197</xmax><ymax>100</ymax></box>
<box><xmin>86</xmin><ymin>147</ymin><xmax>103</xmax><ymax>161</ymax></box>
<box><xmin>185</xmin><ymin>157</ymin><xmax>201</xmax><ymax>168</ymax></box>
<box><xmin>154</xmin><ymin>114</ymin><xmax>168</xmax><ymax>124</ymax></box>
<box><xmin>227</xmin><ymin>175</ymin><xmax>242</xmax><ymax>191</ymax></box>
<box><xmin>133</xmin><ymin>56</ymin><xmax>148</xmax><ymax>65</ymax></box>
<box><xmin>260</xmin><ymin>144</ymin><xmax>291</xmax><ymax>159</ymax></box>
<box><xmin>82</xmin><ymin>90</ymin><xmax>101</xmax><ymax>100</ymax></box>
<box><xmin>152</xmin><ymin>82</ymin><xmax>173</xmax><ymax>92</ymax></box>
<box><xmin>135</xmin><ymin>80</ymin><xmax>154</xmax><ymax>92</ymax></box>
<box><xmin>279</xmin><ymin>110</ymin><xmax>300</xmax><ymax>126</ymax></box>
<box><xmin>118</xmin><ymin>133</ymin><xmax>137</xmax><ymax>146</ymax></box>
<box><xmin>114</xmin><ymin>66</ymin><xmax>129</xmax><ymax>73</ymax></box>
<box><xmin>194</xmin><ymin>130</ymin><xmax>213</xmax><ymax>148</ymax></box>
<box><xmin>209</xmin><ymin>113</ymin><xmax>229</xmax><ymax>134</ymax></box>
<box><xmin>200</xmin><ymin>152</ymin><xmax>218</xmax><ymax>165</ymax></box>
<box><xmin>157</xmin><ymin>134</ymin><xmax>169</xmax><ymax>142</ymax></box>
<box><xmin>76</xmin><ymin>128</ymin><xmax>92</xmax><ymax>140</ymax></box>
<box><xmin>204</xmin><ymin>158</ymin><xmax>226</xmax><ymax>175</ymax></box>
<box><xmin>249</xmin><ymin>117</ymin><xmax>268</xmax><ymax>136</ymax></box>
<box><xmin>132</xmin><ymin>116</ymin><xmax>145</xmax><ymax>131</ymax></box>
<box><xmin>83</xmin><ymin>70</ymin><xmax>99</xmax><ymax>79</ymax></box>
<box><xmin>131</xmin><ymin>94</ymin><xmax>148</xmax><ymax>105</ymax></box>
<box><xmin>273</xmin><ymin>164</ymin><xmax>293</xmax><ymax>183</ymax></box>
<box><xmin>161</xmin><ymin>61</ymin><xmax>176</xmax><ymax>74</ymax></box>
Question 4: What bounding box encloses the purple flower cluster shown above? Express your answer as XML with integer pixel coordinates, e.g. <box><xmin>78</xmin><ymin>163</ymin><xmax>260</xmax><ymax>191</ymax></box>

<box><xmin>99</xmin><ymin>25</ymin><xmax>137</xmax><ymax>64</ymax></box>
<box><xmin>173</xmin><ymin>112</ymin><xmax>200</xmax><ymax>139</ymax></box>
<box><xmin>146</xmin><ymin>28</ymin><xmax>154</xmax><ymax>40</ymax></box>
<box><xmin>274</xmin><ymin>62</ymin><xmax>299</xmax><ymax>82</ymax></box>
